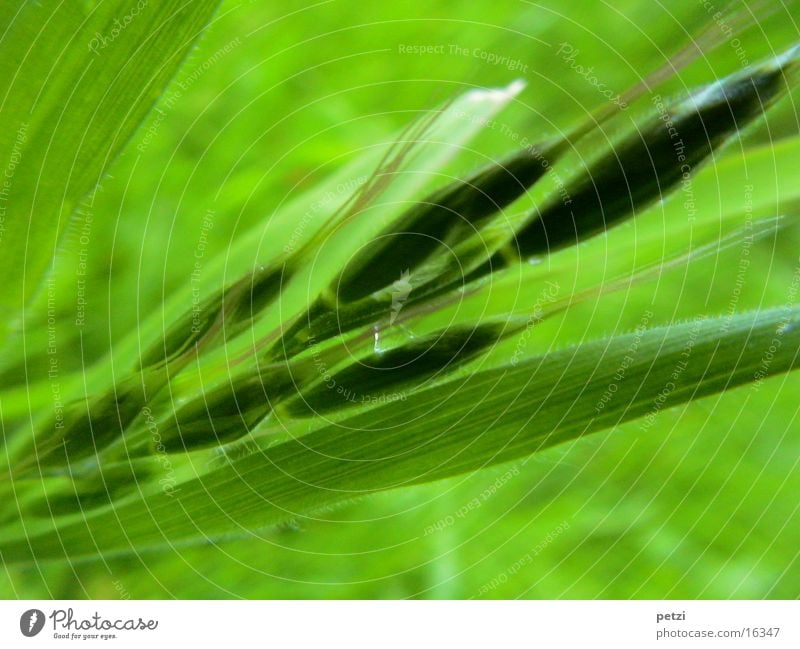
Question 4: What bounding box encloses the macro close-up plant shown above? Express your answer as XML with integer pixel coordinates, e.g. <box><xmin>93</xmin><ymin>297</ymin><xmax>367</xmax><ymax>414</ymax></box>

<box><xmin>1</xmin><ymin>0</ymin><xmax>799</xmax><ymax>601</ymax></box>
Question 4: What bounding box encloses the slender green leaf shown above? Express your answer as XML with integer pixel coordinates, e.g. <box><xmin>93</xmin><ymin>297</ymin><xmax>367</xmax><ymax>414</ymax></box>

<box><xmin>2</xmin><ymin>306</ymin><xmax>797</xmax><ymax>564</ymax></box>
<box><xmin>0</xmin><ymin>0</ymin><xmax>221</xmax><ymax>339</ymax></box>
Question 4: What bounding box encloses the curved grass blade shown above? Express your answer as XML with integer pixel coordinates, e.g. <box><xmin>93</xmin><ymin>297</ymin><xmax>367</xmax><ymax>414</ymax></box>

<box><xmin>0</xmin><ymin>0</ymin><xmax>222</xmax><ymax>344</ymax></box>
<box><xmin>2</xmin><ymin>306</ymin><xmax>798</xmax><ymax>564</ymax></box>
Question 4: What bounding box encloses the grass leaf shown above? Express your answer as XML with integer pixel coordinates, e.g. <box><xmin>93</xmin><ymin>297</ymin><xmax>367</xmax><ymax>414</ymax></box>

<box><xmin>0</xmin><ymin>0</ymin><xmax>221</xmax><ymax>340</ymax></box>
<box><xmin>3</xmin><ymin>306</ymin><xmax>797</xmax><ymax>564</ymax></box>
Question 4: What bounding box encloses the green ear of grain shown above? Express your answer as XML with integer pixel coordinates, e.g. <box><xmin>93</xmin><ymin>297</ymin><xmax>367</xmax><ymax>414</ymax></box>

<box><xmin>329</xmin><ymin>17</ymin><xmax>751</xmax><ymax>305</ymax></box>
<box><xmin>269</xmin><ymin>47</ymin><xmax>799</xmax><ymax>362</ymax></box>
<box><xmin>21</xmin><ymin>369</ymin><xmax>166</xmax><ymax>471</ymax></box>
<box><xmin>137</xmin><ymin>265</ymin><xmax>286</xmax><ymax>370</ymax></box>
<box><xmin>513</xmin><ymin>45</ymin><xmax>800</xmax><ymax>257</ymax></box>
<box><xmin>158</xmin><ymin>368</ymin><xmax>296</xmax><ymax>453</ymax></box>
<box><xmin>334</xmin><ymin>147</ymin><xmax>554</xmax><ymax>303</ymax></box>
<box><xmin>283</xmin><ymin>322</ymin><xmax>508</xmax><ymax>416</ymax></box>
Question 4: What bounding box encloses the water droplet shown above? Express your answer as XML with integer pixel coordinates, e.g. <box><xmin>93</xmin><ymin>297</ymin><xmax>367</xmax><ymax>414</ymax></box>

<box><xmin>396</xmin><ymin>323</ymin><xmax>417</xmax><ymax>340</ymax></box>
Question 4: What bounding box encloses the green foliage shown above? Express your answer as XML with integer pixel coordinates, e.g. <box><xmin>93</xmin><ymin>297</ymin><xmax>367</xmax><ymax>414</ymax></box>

<box><xmin>1</xmin><ymin>0</ymin><xmax>799</xmax><ymax>599</ymax></box>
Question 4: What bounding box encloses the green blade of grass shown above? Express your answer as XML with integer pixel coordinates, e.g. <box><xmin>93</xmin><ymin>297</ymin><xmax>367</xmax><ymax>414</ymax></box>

<box><xmin>0</xmin><ymin>0</ymin><xmax>221</xmax><ymax>342</ymax></box>
<box><xmin>2</xmin><ymin>305</ymin><xmax>798</xmax><ymax>564</ymax></box>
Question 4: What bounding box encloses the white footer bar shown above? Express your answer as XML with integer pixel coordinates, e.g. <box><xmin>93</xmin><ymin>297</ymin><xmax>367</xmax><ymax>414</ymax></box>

<box><xmin>1</xmin><ymin>600</ymin><xmax>796</xmax><ymax>648</ymax></box>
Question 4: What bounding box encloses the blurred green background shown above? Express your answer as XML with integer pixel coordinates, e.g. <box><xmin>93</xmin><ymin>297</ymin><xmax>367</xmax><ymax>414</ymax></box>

<box><xmin>2</xmin><ymin>0</ymin><xmax>800</xmax><ymax>598</ymax></box>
